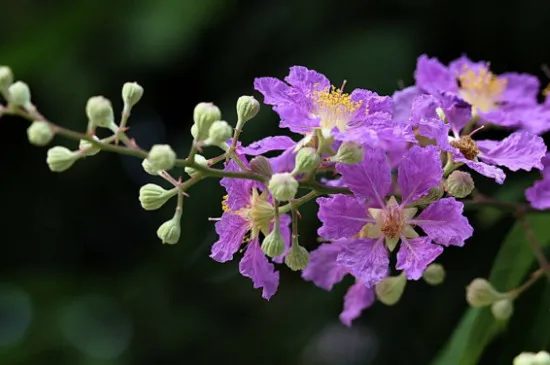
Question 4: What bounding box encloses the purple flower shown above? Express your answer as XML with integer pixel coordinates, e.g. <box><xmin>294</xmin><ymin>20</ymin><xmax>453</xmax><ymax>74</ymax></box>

<box><xmin>526</xmin><ymin>153</ymin><xmax>550</xmax><ymax>210</ymax></box>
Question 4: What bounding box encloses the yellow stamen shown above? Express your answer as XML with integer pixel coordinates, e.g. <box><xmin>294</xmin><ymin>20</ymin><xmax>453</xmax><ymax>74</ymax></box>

<box><xmin>221</xmin><ymin>194</ymin><xmax>230</xmax><ymax>212</ymax></box>
<box><xmin>457</xmin><ymin>64</ymin><xmax>507</xmax><ymax>113</ymax></box>
<box><xmin>543</xmin><ymin>83</ymin><xmax>550</xmax><ymax>97</ymax></box>
<box><xmin>312</xmin><ymin>85</ymin><xmax>364</xmax><ymax>132</ymax></box>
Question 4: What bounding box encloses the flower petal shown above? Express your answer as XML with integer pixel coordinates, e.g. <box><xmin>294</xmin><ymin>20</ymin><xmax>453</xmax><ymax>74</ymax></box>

<box><xmin>392</xmin><ymin>86</ymin><xmax>422</xmax><ymax>123</ymax></box>
<box><xmin>210</xmin><ymin>213</ymin><xmax>249</xmax><ymax>262</ymax></box>
<box><xmin>398</xmin><ymin>145</ymin><xmax>443</xmax><ymax>204</ymax></box>
<box><xmin>414</xmin><ymin>55</ymin><xmax>458</xmax><ymax>95</ymax></box>
<box><xmin>253</xmin><ymin>77</ymin><xmax>293</xmax><ymax>105</ymax></box>
<box><xmin>239</xmin><ymin>240</ymin><xmax>279</xmax><ymax>300</ymax></box>
<box><xmin>284</xmin><ymin>66</ymin><xmax>330</xmax><ymax>93</ymax></box>
<box><xmin>336</xmin><ymin>238</ymin><xmax>389</xmax><ymax>287</ymax></box>
<box><xmin>526</xmin><ymin>177</ymin><xmax>550</xmax><ymax>210</ymax></box>
<box><xmin>241</xmin><ymin>136</ymin><xmax>297</xmax><ymax>156</ymax></box>
<box><xmin>302</xmin><ymin>242</ymin><xmax>347</xmax><ymax>291</ymax></box>
<box><xmin>457</xmin><ymin>157</ymin><xmax>506</xmax><ymax>184</ymax></box>
<box><xmin>339</xmin><ymin>282</ymin><xmax>375</xmax><ymax>327</ymax></box>
<box><xmin>500</xmin><ymin>72</ymin><xmax>540</xmax><ymax>105</ymax></box>
<box><xmin>272</xmin><ymin>213</ymin><xmax>292</xmax><ymax>264</ymax></box>
<box><xmin>317</xmin><ymin>194</ymin><xmax>369</xmax><ymax>239</ymax></box>
<box><xmin>396</xmin><ymin>237</ymin><xmax>443</xmax><ymax>280</ymax></box>
<box><xmin>220</xmin><ymin>161</ymin><xmax>254</xmax><ymax>210</ymax></box>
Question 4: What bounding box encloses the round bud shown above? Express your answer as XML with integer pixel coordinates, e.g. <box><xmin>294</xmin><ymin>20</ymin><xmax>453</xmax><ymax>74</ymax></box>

<box><xmin>142</xmin><ymin>158</ymin><xmax>159</xmax><ymax>176</ymax></box>
<box><xmin>0</xmin><ymin>66</ymin><xmax>14</xmax><ymax>91</ymax></box>
<box><xmin>27</xmin><ymin>121</ymin><xmax>53</xmax><ymax>146</ymax></box>
<box><xmin>121</xmin><ymin>82</ymin><xmax>144</xmax><ymax>109</ymax></box>
<box><xmin>79</xmin><ymin>136</ymin><xmax>101</xmax><ymax>156</ymax></box>
<box><xmin>491</xmin><ymin>298</ymin><xmax>514</xmax><ymax>321</ymax></box>
<box><xmin>156</xmin><ymin>211</ymin><xmax>182</xmax><ymax>244</ymax></box>
<box><xmin>292</xmin><ymin>147</ymin><xmax>320</xmax><ymax>175</ymax></box>
<box><xmin>329</xmin><ymin>141</ymin><xmax>364</xmax><ymax>164</ymax></box>
<box><xmin>261</xmin><ymin>227</ymin><xmax>286</xmax><ymax>258</ymax></box>
<box><xmin>249</xmin><ymin>156</ymin><xmax>273</xmax><ymax>178</ymax></box>
<box><xmin>446</xmin><ymin>170</ymin><xmax>475</xmax><ymax>198</ymax></box>
<box><xmin>236</xmin><ymin>95</ymin><xmax>260</xmax><ymax>129</ymax></box>
<box><xmin>533</xmin><ymin>351</ymin><xmax>550</xmax><ymax>365</ymax></box>
<box><xmin>466</xmin><ymin>278</ymin><xmax>504</xmax><ymax>307</ymax></box>
<box><xmin>284</xmin><ymin>242</ymin><xmax>309</xmax><ymax>271</ymax></box>
<box><xmin>139</xmin><ymin>184</ymin><xmax>177</xmax><ymax>211</ymax></box>
<box><xmin>86</xmin><ymin>96</ymin><xmax>116</xmax><ymax>129</ymax></box>
<box><xmin>184</xmin><ymin>154</ymin><xmax>208</xmax><ymax>178</ymax></box>
<box><xmin>422</xmin><ymin>263</ymin><xmax>446</xmax><ymax>285</ymax></box>
<box><xmin>514</xmin><ymin>353</ymin><xmax>536</xmax><ymax>365</ymax></box>
<box><xmin>148</xmin><ymin>144</ymin><xmax>176</xmax><ymax>171</ymax></box>
<box><xmin>268</xmin><ymin>173</ymin><xmax>298</xmax><ymax>201</ymax></box>
<box><xmin>375</xmin><ymin>273</ymin><xmax>407</xmax><ymax>306</ymax></box>
<box><xmin>8</xmin><ymin>81</ymin><xmax>31</xmax><ymax>108</ymax></box>
<box><xmin>193</xmin><ymin>102</ymin><xmax>221</xmax><ymax>141</ymax></box>
<box><xmin>46</xmin><ymin>146</ymin><xmax>79</xmax><ymax>172</ymax></box>
<box><xmin>204</xmin><ymin>120</ymin><xmax>232</xmax><ymax>147</ymax></box>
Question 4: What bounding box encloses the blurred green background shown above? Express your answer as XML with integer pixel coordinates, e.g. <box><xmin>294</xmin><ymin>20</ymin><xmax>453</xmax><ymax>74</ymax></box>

<box><xmin>1</xmin><ymin>0</ymin><xmax>550</xmax><ymax>364</ymax></box>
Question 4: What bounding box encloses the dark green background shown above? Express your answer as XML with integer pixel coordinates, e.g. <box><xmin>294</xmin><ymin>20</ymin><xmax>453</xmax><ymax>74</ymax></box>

<box><xmin>1</xmin><ymin>0</ymin><xmax>549</xmax><ymax>364</ymax></box>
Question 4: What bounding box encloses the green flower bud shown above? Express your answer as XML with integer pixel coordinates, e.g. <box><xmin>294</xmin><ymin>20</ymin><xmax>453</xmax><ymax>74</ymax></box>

<box><xmin>0</xmin><ymin>66</ymin><xmax>14</xmax><ymax>91</ymax></box>
<box><xmin>139</xmin><ymin>183</ymin><xmax>177</xmax><ymax>211</ymax></box>
<box><xmin>121</xmin><ymin>82</ymin><xmax>144</xmax><ymax>109</ymax></box>
<box><xmin>411</xmin><ymin>186</ymin><xmax>444</xmax><ymax>206</ymax></box>
<box><xmin>148</xmin><ymin>144</ymin><xmax>176</xmax><ymax>171</ymax></box>
<box><xmin>142</xmin><ymin>158</ymin><xmax>159</xmax><ymax>176</ymax></box>
<box><xmin>284</xmin><ymin>242</ymin><xmax>309</xmax><ymax>271</ymax></box>
<box><xmin>422</xmin><ymin>263</ymin><xmax>446</xmax><ymax>285</ymax></box>
<box><xmin>292</xmin><ymin>147</ymin><xmax>320</xmax><ymax>175</ymax></box>
<box><xmin>534</xmin><ymin>351</ymin><xmax>550</xmax><ymax>365</ymax></box>
<box><xmin>249</xmin><ymin>156</ymin><xmax>273</xmax><ymax>178</ymax></box>
<box><xmin>8</xmin><ymin>81</ymin><xmax>31</xmax><ymax>108</ymax></box>
<box><xmin>236</xmin><ymin>95</ymin><xmax>260</xmax><ymax>129</ymax></box>
<box><xmin>375</xmin><ymin>273</ymin><xmax>407</xmax><ymax>306</ymax></box>
<box><xmin>86</xmin><ymin>96</ymin><xmax>116</xmax><ymax>130</ymax></box>
<box><xmin>27</xmin><ymin>121</ymin><xmax>53</xmax><ymax>146</ymax></box>
<box><xmin>514</xmin><ymin>353</ymin><xmax>537</xmax><ymax>365</ymax></box>
<box><xmin>466</xmin><ymin>278</ymin><xmax>505</xmax><ymax>307</ymax></box>
<box><xmin>491</xmin><ymin>298</ymin><xmax>514</xmax><ymax>321</ymax></box>
<box><xmin>78</xmin><ymin>136</ymin><xmax>101</xmax><ymax>156</ymax></box>
<box><xmin>184</xmin><ymin>154</ymin><xmax>208</xmax><ymax>177</ymax></box>
<box><xmin>156</xmin><ymin>210</ymin><xmax>182</xmax><ymax>244</ymax></box>
<box><xmin>446</xmin><ymin>170</ymin><xmax>475</xmax><ymax>198</ymax></box>
<box><xmin>329</xmin><ymin>141</ymin><xmax>364</xmax><ymax>164</ymax></box>
<box><xmin>46</xmin><ymin>146</ymin><xmax>79</xmax><ymax>172</ymax></box>
<box><xmin>261</xmin><ymin>227</ymin><xmax>286</xmax><ymax>258</ymax></box>
<box><xmin>204</xmin><ymin>120</ymin><xmax>232</xmax><ymax>147</ymax></box>
<box><xmin>268</xmin><ymin>173</ymin><xmax>298</xmax><ymax>201</ymax></box>
<box><xmin>193</xmin><ymin>102</ymin><xmax>221</xmax><ymax>141</ymax></box>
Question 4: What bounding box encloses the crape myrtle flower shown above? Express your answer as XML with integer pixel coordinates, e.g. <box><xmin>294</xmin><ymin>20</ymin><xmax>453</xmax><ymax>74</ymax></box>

<box><xmin>526</xmin><ymin>153</ymin><xmax>550</xmax><ymax>210</ymax></box>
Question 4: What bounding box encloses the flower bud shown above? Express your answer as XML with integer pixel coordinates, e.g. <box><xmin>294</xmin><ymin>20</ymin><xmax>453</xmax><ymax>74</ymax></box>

<box><xmin>78</xmin><ymin>136</ymin><xmax>101</xmax><ymax>156</ymax></box>
<box><xmin>284</xmin><ymin>242</ymin><xmax>309</xmax><ymax>271</ymax></box>
<box><xmin>121</xmin><ymin>82</ymin><xmax>143</xmax><ymax>110</ymax></box>
<box><xmin>86</xmin><ymin>96</ymin><xmax>116</xmax><ymax>130</ymax></box>
<box><xmin>236</xmin><ymin>95</ymin><xmax>260</xmax><ymax>129</ymax></box>
<box><xmin>184</xmin><ymin>154</ymin><xmax>208</xmax><ymax>177</ymax></box>
<box><xmin>261</xmin><ymin>226</ymin><xmax>286</xmax><ymax>258</ymax></box>
<box><xmin>534</xmin><ymin>351</ymin><xmax>550</xmax><ymax>365</ymax></box>
<box><xmin>204</xmin><ymin>120</ymin><xmax>232</xmax><ymax>147</ymax></box>
<box><xmin>514</xmin><ymin>353</ymin><xmax>536</xmax><ymax>365</ymax></box>
<box><xmin>329</xmin><ymin>141</ymin><xmax>364</xmax><ymax>164</ymax></box>
<box><xmin>412</xmin><ymin>186</ymin><xmax>444</xmax><ymax>206</ymax></box>
<box><xmin>192</xmin><ymin>102</ymin><xmax>221</xmax><ymax>141</ymax></box>
<box><xmin>249</xmin><ymin>156</ymin><xmax>273</xmax><ymax>178</ymax></box>
<box><xmin>27</xmin><ymin>121</ymin><xmax>53</xmax><ymax>146</ymax></box>
<box><xmin>422</xmin><ymin>263</ymin><xmax>446</xmax><ymax>285</ymax></box>
<box><xmin>375</xmin><ymin>273</ymin><xmax>407</xmax><ymax>306</ymax></box>
<box><xmin>491</xmin><ymin>298</ymin><xmax>514</xmax><ymax>321</ymax></box>
<box><xmin>142</xmin><ymin>158</ymin><xmax>159</xmax><ymax>176</ymax></box>
<box><xmin>466</xmin><ymin>278</ymin><xmax>504</xmax><ymax>307</ymax></box>
<box><xmin>156</xmin><ymin>210</ymin><xmax>182</xmax><ymax>244</ymax></box>
<box><xmin>292</xmin><ymin>147</ymin><xmax>320</xmax><ymax>175</ymax></box>
<box><xmin>446</xmin><ymin>170</ymin><xmax>475</xmax><ymax>198</ymax></box>
<box><xmin>46</xmin><ymin>146</ymin><xmax>79</xmax><ymax>172</ymax></box>
<box><xmin>148</xmin><ymin>144</ymin><xmax>176</xmax><ymax>171</ymax></box>
<box><xmin>268</xmin><ymin>173</ymin><xmax>298</xmax><ymax>201</ymax></box>
<box><xmin>8</xmin><ymin>81</ymin><xmax>31</xmax><ymax>108</ymax></box>
<box><xmin>139</xmin><ymin>183</ymin><xmax>177</xmax><ymax>211</ymax></box>
<box><xmin>0</xmin><ymin>66</ymin><xmax>14</xmax><ymax>91</ymax></box>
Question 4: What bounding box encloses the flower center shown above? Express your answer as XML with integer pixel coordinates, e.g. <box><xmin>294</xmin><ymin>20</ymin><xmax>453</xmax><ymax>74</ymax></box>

<box><xmin>379</xmin><ymin>204</ymin><xmax>405</xmax><ymax>239</ymax></box>
<box><xmin>312</xmin><ymin>85</ymin><xmax>363</xmax><ymax>132</ymax></box>
<box><xmin>450</xmin><ymin>135</ymin><xmax>479</xmax><ymax>160</ymax></box>
<box><xmin>457</xmin><ymin>64</ymin><xmax>507</xmax><ymax>113</ymax></box>
<box><xmin>225</xmin><ymin>189</ymin><xmax>274</xmax><ymax>239</ymax></box>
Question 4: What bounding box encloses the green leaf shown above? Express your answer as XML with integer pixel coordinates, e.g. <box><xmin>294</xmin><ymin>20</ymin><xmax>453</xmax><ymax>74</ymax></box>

<box><xmin>432</xmin><ymin>214</ymin><xmax>550</xmax><ymax>365</ymax></box>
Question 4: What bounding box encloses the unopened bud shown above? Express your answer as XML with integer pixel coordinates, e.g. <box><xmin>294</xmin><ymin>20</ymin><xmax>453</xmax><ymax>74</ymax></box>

<box><xmin>204</xmin><ymin>120</ymin><xmax>232</xmax><ymax>147</ymax></box>
<box><xmin>139</xmin><ymin>184</ymin><xmax>177</xmax><ymax>211</ymax></box>
<box><xmin>78</xmin><ymin>136</ymin><xmax>101</xmax><ymax>156</ymax></box>
<box><xmin>284</xmin><ymin>242</ymin><xmax>309</xmax><ymax>271</ymax></box>
<box><xmin>27</xmin><ymin>121</ymin><xmax>53</xmax><ymax>146</ymax></box>
<box><xmin>422</xmin><ymin>263</ymin><xmax>445</xmax><ymax>285</ymax></box>
<box><xmin>412</xmin><ymin>186</ymin><xmax>444</xmax><ymax>206</ymax></box>
<box><xmin>330</xmin><ymin>141</ymin><xmax>364</xmax><ymax>164</ymax></box>
<box><xmin>46</xmin><ymin>146</ymin><xmax>79</xmax><ymax>172</ymax></box>
<box><xmin>268</xmin><ymin>173</ymin><xmax>298</xmax><ymax>201</ymax></box>
<box><xmin>514</xmin><ymin>353</ymin><xmax>537</xmax><ymax>365</ymax></box>
<box><xmin>236</xmin><ymin>95</ymin><xmax>260</xmax><ymax>129</ymax></box>
<box><xmin>0</xmin><ymin>66</ymin><xmax>14</xmax><ymax>91</ymax></box>
<box><xmin>192</xmin><ymin>102</ymin><xmax>221</xmax><ymax>141</ymax></box>
<box><xmin>491</xmin><ymin>298</ymin><xmax>514</xmax><ymax>321</ymax></box>
<box><xmin>86</xmin><ymin>96</ymin><xmax>116</xmax><ymax>129</ymax></box>
<box><xmin>534</xmin><ymin>351</ymin><xmax>550</xmax><ymax>365</ymax></box>
<box><xmin>249</xmin><ymin>156</ymin><xmax>273</xmax><ymax>178</ymax></box>
<box><xmin>466</xmin><ymin>278</ymin><xmax>505</xmax><ymax>307</ymax></box>
<box><xmin>292</xmin><ymin>147</ymin><xmax>320</xmax><ymax>175</ymax></box>
<box><xmin>184</xmin><ymin>154</ymin><xmax>208</xmax><ymax>177</ymax></box>
<box><xmin>446</xmin><ymin>170</ymin><xmax>475</xmax><ymax>198</ymax></box>
<box><xmin>156</xmin><ymin>210</ymin><xmax>182</xmax><ymax>244</ymax></box>
<box><xmin>121</xmin><ymin>82</ymin><xmax>144</xmax><ymax>110</ymax></box>
<box><xmin>261</xmin><ymin>227</ymin><xmax>286</xmax><ymax>258</ymax></box>
<box><xmin>8</xmin><ymin>81</ymin><xmax>31</xmax><ymax>108</ymax></box>
<box><xmin>375</xmin><ymin>273</ymin><xmax>407</xmax><ymax>306</ymax></box>
<box><xmin>148</xmin><ymin>144</ymin><xmax>176</xmax><ymax>171</ymax></box>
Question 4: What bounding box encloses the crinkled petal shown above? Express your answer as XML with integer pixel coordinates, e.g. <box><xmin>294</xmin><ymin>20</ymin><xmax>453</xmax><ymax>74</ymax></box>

<box><xmin>336</xmin><ymin>238</ymin><xmax>389</xmax><ymax>287</ymax></box>
<box><xmin>273</xmin><ymin>214</ymin><xmax>292</xmax><ymax>264</ymax></box>
<box><xmin>398</xmin><ymin>145</ymin><xmax>443</xmax><ymax>204</ymax></box>
<box><xmin>284</xmin><ymin>66</ymin><xmax>330</xmax><ymax>94</ymax></box>
<box><xmin>457</xmin><ymin>156</ymin><xmax>506</xmax><ymax>184</ymax></box>
<box><xmin>414</xmin><ymin>198</ymin><xmax>473</xmax><ymax>246</ymax></box>
<box><xmin>332</xmin><ymin>127</ymin><xmax>380</xmax><ymax>147</ymax></box>
<box><xmin>410</xmin><ymin>94</ymin><xmax>440</xmax><ymax>125</ymax></box>
<box><xmin>448</xmin><ymin>55</ymin><xmax>486</xmax><ymax>75</ymax></box>
<box><xmin>302</xmin><ymin>242</ymin><xmax>347</xmax><ymax>291</ymax></box>
<box><xmin>418</xmin><ymin>118</ymin><xmax>452</xmax><ymax>151</ymax></box>
<box><xmin>220</xmin><ymin>161</ymin><xmax>253</xmax><ymax>210</ymax></box>
<box><xmin>351</xmin><ymin>89</ymin><xmax>393</xmax><ymax>117</ymax></box>
<box><xmin>337</xmin><ymin>147</ymin><xmax>391</xmax><ymax>205</ymax></box>
<box><xmin>253</xmin><ymin>77</ymin><xmax>293</xmax><ymax>105</ymax></box>
<box><xmin>396</xmin><ymin>237</ymin><xmax>443</xmax><ymax>280</ymax></box>
<box><xmin>339</xmin><ymin>282</ymin><xmax>375</xmax><ymax>327</ymax></box>
<box><xmin>526</xmin><ymin>177</ymin><xmax>550</xmax><ymax>210</ymax></box>
<box><xmin>210</xmin><ymin>213</ymin><xmax>249</xmax><ymax>262</ymax></box>
<box><xmin>392</xmin><ymin>86</ymin><xmax>422</xmax><ymax>124</ymax></box>
<box><xmin>414</xmin><ymin>55</ymin><xmax>458</xmax><ymax>95</ymax></box>
<box><xmin>239</xmin><ymin>240</ymin><xmax>279</xmax><ymax>300</ymax></box>
<box><xmin>241</xmin><ymin>136</ymin><xmax>297</xmax><ymax>156</ymax></box>
<box><xmin>269</xmin><ymin>147</ymin><xmax>297</xmax><ymax>174</ymax></box>
<box><xmin>317</xmin><ymin>194</ymin><xmax>368</xmax><ymax>239</ymax></box>
<box><xmin>500</xmin><ymin>73</ymin><xmax>540</xmax><ymax>104</ymax></box>
<box><xmin>439</xmin><ymin>92</ymin><xmax>473</xmax><ymax>133</ymax></box>
<box><xmin>477</xmin><ymin>131</ymin><xmax>546</xmax><ymax>172</ymax></box>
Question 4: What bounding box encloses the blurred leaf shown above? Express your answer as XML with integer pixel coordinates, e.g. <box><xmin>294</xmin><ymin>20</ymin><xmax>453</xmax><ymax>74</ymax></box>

<box><xmin>432</xmin><ymin>214</ymin><xmax>550</xmax><ymax>365</ymax></box>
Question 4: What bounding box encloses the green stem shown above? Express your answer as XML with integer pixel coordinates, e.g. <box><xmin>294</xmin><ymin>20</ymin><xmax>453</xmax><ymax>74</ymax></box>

<box><xmin>280</xmin><ymin>190</ymin><xmax>320</xmax><ymax>214</ymax></box>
